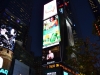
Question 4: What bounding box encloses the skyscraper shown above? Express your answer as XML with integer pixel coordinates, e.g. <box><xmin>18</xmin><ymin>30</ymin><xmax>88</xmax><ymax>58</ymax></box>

<box><xmin>0</xmin><ymin>0</ymin><xmax>33</xmax><ymax>47</ymax></box>
<box><xmin>88</xmin><ymin>0</ymin><xmax>100</xmax><ymax>19</ymax></box>
<box><xmin>88</xmin><ymin>0</ymin><xmax>100</xmax><ymax>36</ymax></box>
<box><xmin>6</xmin><ymin>0</ymin><xmax>33</xmax><ymax>26</ymax></box>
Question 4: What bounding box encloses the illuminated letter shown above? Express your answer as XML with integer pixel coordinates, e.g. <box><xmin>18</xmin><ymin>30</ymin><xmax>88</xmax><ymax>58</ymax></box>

<box><xmin>5</xmin><ymin>70</ymin><xmax>8</xmax><ymax>75</ymax></box>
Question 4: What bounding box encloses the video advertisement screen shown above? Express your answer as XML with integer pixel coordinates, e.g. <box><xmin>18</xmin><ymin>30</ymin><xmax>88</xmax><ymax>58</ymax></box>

<box><xmin>42</xmin><ymin>46</ymin><xmax>61</xmax><ymax>65</ymax></box>
<box><xmin>0</xmin><ymin>25</ymin><xmax>17</xmax><ymax>51</ymax></box>
<box><xmin>43</xmin><ymin>15</ymin><xmax>61</xmax><ymax>49</ymax></box>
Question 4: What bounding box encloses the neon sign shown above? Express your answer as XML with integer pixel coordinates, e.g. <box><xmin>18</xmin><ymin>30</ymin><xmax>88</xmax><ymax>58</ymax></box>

<box><xmin>0</xmin><ymin>69</ymin><xmax>8</xmax><ymax>75</ymax></box>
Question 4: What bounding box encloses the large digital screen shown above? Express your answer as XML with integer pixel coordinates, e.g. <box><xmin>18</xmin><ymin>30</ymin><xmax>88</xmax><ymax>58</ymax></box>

<box><xmin>43</xmin><ymin>15</ymin><xmax>61</xmax><ymax>49</ymax></box>
<box><xmin>42</xmin><ymin>46</ymin><xmax>61</xmax><ymax>65</ymax></box>
<box><xmin>43</xmin><ymin>0</ymin><xmax>57</xmax><ymax>20</ymax></box>
<box><xmin>0</xmin><ymin>25</ymin><xmax>17</xmax><ymax>50</ymax></box>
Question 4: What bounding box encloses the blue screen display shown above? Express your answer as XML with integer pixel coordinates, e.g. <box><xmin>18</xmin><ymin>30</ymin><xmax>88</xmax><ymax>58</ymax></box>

<box><xmin>63</xmin><ymin>71</ymin><xmax>68</xmax><ymax>75</ymax></box>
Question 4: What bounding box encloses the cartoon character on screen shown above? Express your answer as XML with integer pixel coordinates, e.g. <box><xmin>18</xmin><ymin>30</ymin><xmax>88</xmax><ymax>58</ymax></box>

<box><xmin>47</xmin><ymin>50</ymin><xmax>54</xmax><ymax>60</ymax></box>
<box><xmin>0</xmin><ymin>56</ymin><xmax>3</xmax><ymax>68</ymax></box>
<box><xmin>8</xmin><ymin>28</ymin><xmax>16</xmax><ymax>50</ymax></box>
<box><xmin>0</xmin><ymin>25</ymin><xmax>9</xmax><ymax>47</ymax></box>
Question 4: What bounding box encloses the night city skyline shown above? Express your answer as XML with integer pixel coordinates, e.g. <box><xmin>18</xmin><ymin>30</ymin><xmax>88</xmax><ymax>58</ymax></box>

<box><xmin>29</xmin><ymin>0</ymin><xmax>100</xmax><ymax>56</ymax></box>
<box><xmin>0</xmin><ymin>0</ymin><xmax>100</xmax><ymax>75</ymax></box>
<box><xmin>1</xmin><ymin>0</ymin><xmax>98</xmax><ymax>56</ymax></box>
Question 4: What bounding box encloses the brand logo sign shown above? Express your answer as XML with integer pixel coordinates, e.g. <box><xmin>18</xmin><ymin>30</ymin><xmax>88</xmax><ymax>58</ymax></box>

<box><xmin>43</xmin><ymin>0</ymin><xmax>57</xmax><ymax>20</ymax></box>
<box><xmin>0</xmin><ymin>69</ymin><xmax>8</xmax><ymax>75</ymax></box>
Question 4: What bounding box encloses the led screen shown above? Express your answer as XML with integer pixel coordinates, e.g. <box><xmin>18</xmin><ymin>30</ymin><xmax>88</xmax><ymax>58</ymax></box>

<box><xmin>42</xmin><ymin>46</ymin><xmax>61</xmax><ymax>65</ymax></box>
<box><xmin>63</xmin><ymin>71</ymin><xmax>68</xmax><ymax>75</ymax></box>
<box><xmin>0</xmin><ymin>25</ymin><xmax>17</xmax><ymax>50</ymax></box>
<box><xmin>43</xmin><ymin>0</ymin><xmax>57</xmax><ymax>20</ymax></box>
<box><xmin>43</xmin><ymin>15</ymin><xmax>61</xmax><ymax>49</ymax></box>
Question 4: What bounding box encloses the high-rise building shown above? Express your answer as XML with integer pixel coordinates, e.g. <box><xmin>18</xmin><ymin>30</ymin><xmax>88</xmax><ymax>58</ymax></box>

<box><xmin>0</xmin><ymin>0</ymin><xmax>33</xmax><ymax>50</ymax></box>
<box><xmin>88</xmin><ymin>0</ymin><xmax>100</xmax><ymax>36</ymax></box>
<box><xmin>0</xmin><ymin>0</ymin><xmax>10</xmax><ymax>13</ymax></box>
<box><xmin>6</xmin><ymin>0</ymin><xmax>33</xmax><ymax>26</ymax></box>
<box><xmin>88</xmin><ymin>0</ymin><xmax>100</xmax><ymax>19</ymax></box>
<box><xmin>0</xmin><ymin>9</ymin><xmax>28</xmax><ymax>47</ymax></box>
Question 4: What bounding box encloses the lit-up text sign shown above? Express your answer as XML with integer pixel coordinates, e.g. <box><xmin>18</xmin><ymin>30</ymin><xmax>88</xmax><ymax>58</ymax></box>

<box><xmin>47</xmin><ymin>64</ymin><xmax>78</xmax><ymax>75</ymax></box>
<box><xmin>43</xmin><ymin>0</ymin><xmax>57</xmax><ymax>20</ymax></box>
<box><xmin>0</xmin><ymin>69</ymin><xmax>8</xmax><ymax>75</ymax></box>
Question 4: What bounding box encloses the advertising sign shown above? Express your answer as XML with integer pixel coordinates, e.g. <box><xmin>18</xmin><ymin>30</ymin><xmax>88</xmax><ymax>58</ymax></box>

<box><xmin>43</xmin><ymin>15</ymin><xmax>61</xmax><ymax>49</ymax></box>
<box><xmin>43</xmin><ymin>67</ymin><xmax>62</xmax><ymax>75</ymax></box>
<box><xmin>0</xmin><ymin>25</ymin><xmax>17</xmax><ymax>50</ymax></box>
<box><xmin>43</xmin><ymin>0</ymin><xmax>57</xmax><ymax>20</ymax></box>
<box><xmin>42</xmin><ymin>46</ymin><xmax>61</xmax><ymax>65</ymax></box>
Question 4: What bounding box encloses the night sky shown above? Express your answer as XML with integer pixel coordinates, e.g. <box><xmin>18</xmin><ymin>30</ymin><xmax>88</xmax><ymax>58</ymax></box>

<box><xmin>29</xmin><ymin>0</ymin><xmax>51</xmax><ymax>56</ymax></box>
<box><xmin>70</xmin><ymin>0</ymin><xmax>99</xmax><ymax>42</ymax></box>
<box><xmin>29</xmin><ymin>0</ymin><xmax>99</xmax><ymax>56</ymax></box>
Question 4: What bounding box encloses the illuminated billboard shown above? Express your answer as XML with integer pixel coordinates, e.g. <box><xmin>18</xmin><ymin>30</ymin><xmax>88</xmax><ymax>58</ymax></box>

<box><xmin>43</xmin><ymin>0</ymin><xmax>57</xmax><ymax>20</ymax></box>
<box><xmin>42</xmin><ymin>46</ymin><xmax>61</xmax><ymax>65</ymax></box>
<box><xmin>43</xmin><ymin>15</ymin><xmax>61</xmax><ymax>49</ymax></box>
<box><xmin>0</xmin><ymin>25</ymin><xmax>17</xmax><ymax>50</ymax></box>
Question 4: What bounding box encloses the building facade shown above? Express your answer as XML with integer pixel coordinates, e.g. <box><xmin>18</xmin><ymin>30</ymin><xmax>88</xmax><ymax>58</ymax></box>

<box><xmin>6</xmin><ymin>0</ymin><xmax>33</xmax><ymax>26</ymax></box>
<box><xmin>34</xmin><ymin>56</ymin><xmax>42</xmax><ymax>75</ymax></box>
